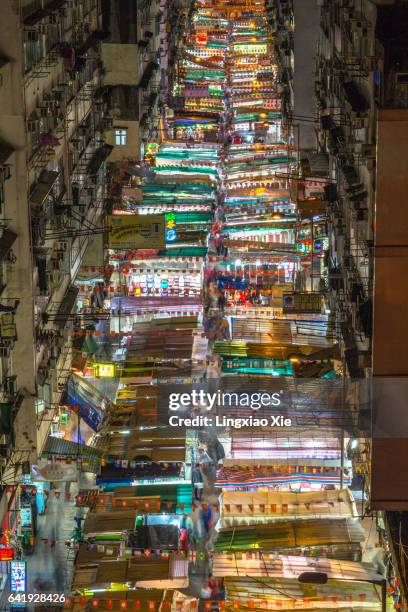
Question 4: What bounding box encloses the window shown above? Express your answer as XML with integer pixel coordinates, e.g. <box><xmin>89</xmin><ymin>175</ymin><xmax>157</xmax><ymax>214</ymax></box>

<box><xmin>23</xmin><ymin>30</ymin><xmax>42</xmax><ymax>73</ymax></box>
<box><xmin>115</xmin><ymin>128</ymin><xmax>127</xmax><ymax>146</ymax></box>
<box><xmin>0</xmin><ymin>181</ymin><xmax>4</xmax><ymax>215</ymax></box>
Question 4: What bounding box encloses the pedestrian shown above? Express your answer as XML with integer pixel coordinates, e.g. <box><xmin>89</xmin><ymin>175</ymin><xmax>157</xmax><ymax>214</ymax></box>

<box><xmin>202</xmin><ymin>503</ymin><xmax>213</xmax><ymax>534</ymax></box>
<box><xmin>192</xmin><ymin>463</ymin><xmax>204</xmax><ymax>500</ymax></box>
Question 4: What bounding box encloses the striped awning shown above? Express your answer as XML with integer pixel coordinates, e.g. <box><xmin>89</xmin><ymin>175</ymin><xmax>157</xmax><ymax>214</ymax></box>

<box><xmin>42</xmin><ymin>436</ymin><xmax>102</xmax><ymax>473</ymax></box>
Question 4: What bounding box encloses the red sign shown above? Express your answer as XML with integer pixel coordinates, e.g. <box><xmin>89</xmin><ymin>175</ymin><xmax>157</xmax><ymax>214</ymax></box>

<box><xmin>0</xmin><ymin>547</ymin><xmax>14</xmax><ymax>561</ymax></box>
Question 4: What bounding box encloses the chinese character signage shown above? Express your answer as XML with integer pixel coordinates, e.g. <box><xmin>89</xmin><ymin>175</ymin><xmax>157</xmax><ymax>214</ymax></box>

<box><xmin>0</xmin><ymin>547</ymin><xmax>14</xmax><ymax>561</ymax></box>
<box><xmin>32</xmin><ymin>461</ymin><xmax>77</xmax><ymax>483</ymax></box>
<box><xmin>295</xmin><ymin>239</ymin><xmax>325</xmax><ymax>255</ymax></box>
<box><xmin>19</xmin><ymin>507</ymin><xmax>32</xmax><ymax>527</ymax></box>
<box><xmin>0</xmin><ymin>313</ymin><xmax>16</xmax><ymax>339</ymax></box>
<box><xmin>165</xmin><ymin>213</ymin><xmax>177</xmax><ymax>243</ymax></box>
<box><xmin>282</xmin><ymin>292</ymin><xmax>322</xmax><ymax>314</ymax></box>
<box><xmin>83</xmin><ymin>367</ymin><xmax>95</xmax><ymax>378</ymax></box>
<box><xmin>10</xmin><ymin>561</ymin><xmax>27</xmax><ymax>593</ymax></box>
<box><xmin>108</xmin><ymin>215</ymin><xmax>165</xmax><ymax>250</ymax></box>
<box><xmin>94</xmin><ymin>363</ymin><xmax>115</xmax><ymax>378</ymax></box>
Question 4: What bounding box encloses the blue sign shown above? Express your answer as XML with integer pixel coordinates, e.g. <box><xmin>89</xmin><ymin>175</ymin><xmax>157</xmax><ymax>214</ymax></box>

<box><xmin>10</xmin><ymin>561</ymin><xmax>27</xmax><ymax>593</ymax></box>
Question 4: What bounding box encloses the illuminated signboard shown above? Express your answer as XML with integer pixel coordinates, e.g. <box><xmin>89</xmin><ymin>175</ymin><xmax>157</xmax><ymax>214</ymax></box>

<box><xmin>146</xmin><ymin>142</ymin><xmax>159</xmax><ymax>155</ymax></box>
<box><xmin>83</xmin><ymin>367</ymin><xmax>95</xmax><ymax>378</ymax></box>
<box><xmin>108</xmin><ymin>215</ymin><xmax>165</xmax><ymax>250</ymax></box>
<box><xmin>19</xmin><ymin>507</ymin><xmax>32</xmax><ymax>527</ymax></box>
<box><xmin>282</xmin><ymin>292</ymin><xmax>322</xmax><ymax>314</ymax></box>
<box><xmin>165</xmin><ymin>213</ymin><xmax>177</xmax><ymax>243</ymax></box>
<box><xmin>10</xmin><ymin>561</ymin><xmax>27</xmax><ymax>593</ymax></box>
<box><xmin>0</xmin><ymin>548</ymin><xmax>14</xmax><ymax>561</ymax></box>
<box><xmin>94</xmin><ymin>364</ymin><xmax>115</xmax><ymax>378</ymax></box>
<box><xmin>295</xmin><ymin>239</ymin><xmax>325</xmax><ymax>255</ymax></box>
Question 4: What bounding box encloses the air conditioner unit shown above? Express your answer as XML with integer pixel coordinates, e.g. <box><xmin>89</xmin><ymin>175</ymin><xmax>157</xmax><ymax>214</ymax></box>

<box><xmin>351</xmin><ymin>117</ymin><xmax>365</xmax><ymax>130</ymax></box>
<box><xmin>365</xmin><ymin>57</ymin><xmax>377</xmax><ymax>71</ymax></box>
<box><xmin>0</xmin><ymin>346</ymin><xmax>10</xmax><ymax>358</ymax></box>
<box><xmin>57</xmin><ymin>240</ymin><xmax>68</xmax><ymax>251</ymax></box>
<box><xmin>46</xmin><ymin>270</ymin><xmax>61</xmax><ymax>285</ymax></box>
<box><xmin>0</xmin><ymin>434</ymin><xmax>10</xmax><ymax>446</ymax></box>
<box><xmin>365</xmin><ymin>158</ymin><xmax>375</xmax><ymax>171</ymax></box>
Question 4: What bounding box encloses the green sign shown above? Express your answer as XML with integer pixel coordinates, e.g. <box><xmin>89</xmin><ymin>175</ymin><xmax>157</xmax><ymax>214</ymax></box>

<box><xmin>222</xmin><ymin>357</ymin><xmax>293</xmax><ymax>376</ymax></box>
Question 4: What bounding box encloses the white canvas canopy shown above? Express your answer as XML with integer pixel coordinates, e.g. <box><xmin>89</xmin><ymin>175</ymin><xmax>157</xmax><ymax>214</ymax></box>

<box><xmin>218</xmin><ymin>489</ymin><xmax>357</xmax><ymax>528</ymax></box>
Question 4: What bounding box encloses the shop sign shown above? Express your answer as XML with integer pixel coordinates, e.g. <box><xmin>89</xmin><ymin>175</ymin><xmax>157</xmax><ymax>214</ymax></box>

<box><xmin>183</xmin><ymin>86</ymin><xmax>210</xmax><ymax>97</ymax></box>
<box><xmin>94</xmin><ymin>363</ymin><xmax>115</xmax><ymax>378</ymax></box>
<box><xmin>282</xmin><ymin>292</ymin><xmax>322</xmax><ymax>314</ymax></box>
<box><xmin>222</xmin><ymin>357</ymin><xmax>290</xmax><ymax>372</ymax></box>
<box><xmin>10</xmin><ymin>560</ymin><xmax>27</xmax><ymax>593</ymax></box>
<box><xmin>83</xmin><ymin>367</ymin><xmax>95</xmax><ymax>378</ymax></box>
<box><xmin>108</xmin><ymin>215</ymin><xmax>165</xmax><ymax>250</ymax></box>
<box><xmin>0</xmin><ymin>547</ymin><xmax>14</xmax><ymax>561</ymax></box>
<box><xmin>0</xmin><ymin>313</ymin><xmax>16</xmax><ymax>339</ymax></box>
<box><xmin>296</xmin><ymin>239</ymin><xmax>325</xmax><ymax>255</ymax></box>
<box><xmin>19</xmin><ymin>507</ymin><xmax>32</xmax><ymax>527</ymax></box>
<box><xmin>59</xmin><ymin>411</ymin><xmax>69</xmax><ymax>425</ymax></box>
<box><xmin>233</xmin><ymin>43</ymin><xmax>267</xmax><ymax>53</ymax></box>
<box><xmin>146</xmin><ymin>142</ymin><xmax>159</xmax><ymax>155</ymax></box>
<box><xmin>296</xmin><ymin>240</ymin><xmax>312</xmax><ymax>255</ymax></box>
<box><xmin>165</xmin><ymin>213</ymin><xmax>177</xmax><ymax>243</ymax></box>
<box><xmin>32</xmin><ymin>461</ymin><xmax>77</xmax><ymax>483</ymax></box>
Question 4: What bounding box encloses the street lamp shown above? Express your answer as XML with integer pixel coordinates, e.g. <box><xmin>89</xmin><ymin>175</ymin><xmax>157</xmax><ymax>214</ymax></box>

<box><xmin>298</xmin><ymin>571</ymin><xmax>386</xmax><ymax>612</ymax></box>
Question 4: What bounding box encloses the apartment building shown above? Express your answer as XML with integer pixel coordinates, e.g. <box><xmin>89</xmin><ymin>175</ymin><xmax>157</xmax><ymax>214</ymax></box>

<box><xmin>268</xmin><ymin>0</ymin><xmax>321</xmax><ymax>152</ymax></box>
<box><xmin>101</xmin><ymin>0</ymin><xmax>162</xmax><ymax>164</ymax></box>
<box><xmin>316</xmin><ymin>1</ymin><xmax>408</xmax><ymax>526</ymax></box>
<box><xmin>0</xmin><ymin>0</ymin><xmax>113</xmax><ymax>508</ymax></box>
<box><xmin>268</xmin><ymin>0</ymin><xmax>408</xmax><ymax>601</ymax></box>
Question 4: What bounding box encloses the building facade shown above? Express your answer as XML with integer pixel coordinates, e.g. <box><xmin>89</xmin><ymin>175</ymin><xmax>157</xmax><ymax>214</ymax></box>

<box><xmin>0</xmin><ymin>0</ymin><xmax>114</xmax><ymax>505</ymax></box>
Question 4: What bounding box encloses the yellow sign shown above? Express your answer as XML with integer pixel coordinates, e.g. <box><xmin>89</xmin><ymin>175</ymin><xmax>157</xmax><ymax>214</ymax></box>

<box><xmin>0</xmin><ymin>314</ymin><xmax>16</xmax><ymax>339</ymax></box>
<box><xmin>94</xmin><ymin>363</ymin><xmax>115</xmax><ymax>378</ymax></box>
<box><xmin>108</xmin><ymin>215</ymin><xmax>165</xmax><ymax>249</ymax></box>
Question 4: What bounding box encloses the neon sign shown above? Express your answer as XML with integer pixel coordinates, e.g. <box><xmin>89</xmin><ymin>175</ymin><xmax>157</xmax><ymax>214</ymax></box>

<box><xmin>10</xmin><ymin>561</ymin><xmax>27</xmax><ymax>593</ymax></box>
<box><xmin>165</xmin><ymin>213</ymin><xmax>177</xmax><ymax>243</ymax></box>
<box><xmin>94</xmin><ymin>364</ymin><xmax>115</xmax><ymax>378</ymax></box>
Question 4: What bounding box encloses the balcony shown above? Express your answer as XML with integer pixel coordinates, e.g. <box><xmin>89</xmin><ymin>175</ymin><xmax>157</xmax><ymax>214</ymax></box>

<box><xmin>138</xmin><ymin>61</ymin><xmax>159</xmax><ymax>89</ymax></box>
<box><xmin>23</xmin><ymin>0</ymin><xmax>66</xmax><ymax>27</ymax></box>
<box><xmin>342</xmin><ymin>81</ymin><xmax>369</xmax><ymax>116</ymax></box>
<box><xmin>86</xmin><ymin>144</ymin><xmax>114</xmax><ymax>179</ymax></box>
<box><xmin>29</xmin><ymin>170</ymin><xmax>59</xmax><ymax>209</ymax></box>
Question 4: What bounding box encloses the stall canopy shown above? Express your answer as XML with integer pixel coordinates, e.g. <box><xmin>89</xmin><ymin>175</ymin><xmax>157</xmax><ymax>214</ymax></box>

<box><xmin>215</xmin><ymin>518</ymin><xmax>365</xmax><ymax>560</ymax></box>
<box><xmin>84</xmin><ymin>510</ymin><xmax>137</xmax><ymax>536</ymax></box>
<box><xmin>126</xmin><ymin>525</ymin><xmax>179</xmax><ymax>550</ymax></box>
<box><xmin>212</xmin><ymin>552</ymin><xmax>384</xmax><ymax>583</ymax></box>
<box><xmin>224</xmin><ymin>575</ymin><xmax>384</xmax><ymax>610</ymax></box>
<box><xmin>72</xmin><ymin>555</ymin><xmax>189</xmax><ymax>590</ymax></box>
<box><xmin>70</xmin><ymin>590</ymin><xmax>195</xmax><ymax>612</ymax></box>
<box><xmin>42</xmin><ymin>437</ymin><xmax>102</xmax><ymax>473</ymax></box>
<box><xmin>220</xmin><ymin>489</ymin><xmax>356</xmax><ymax>525</ymax></box>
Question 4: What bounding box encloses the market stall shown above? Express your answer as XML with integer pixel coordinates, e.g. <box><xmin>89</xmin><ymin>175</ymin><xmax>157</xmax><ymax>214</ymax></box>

<box><xmin>215</xmin><ymin>462</ymin><xmax>351</xmax><ymax>491</ymax></box>
<box><xmin>218</xmin><ymin>489</ymin><xmax>357</xmax><ymax>528</ymax></box>
<box><xmin>214</xmin><ymin>518</ymin><xmax>365</xmax><ymax>561</ymax></box>
<box><xmin>71</xmin><ymin>554</ymin><xmax>189</xmax><ymax>591</ymax></box>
